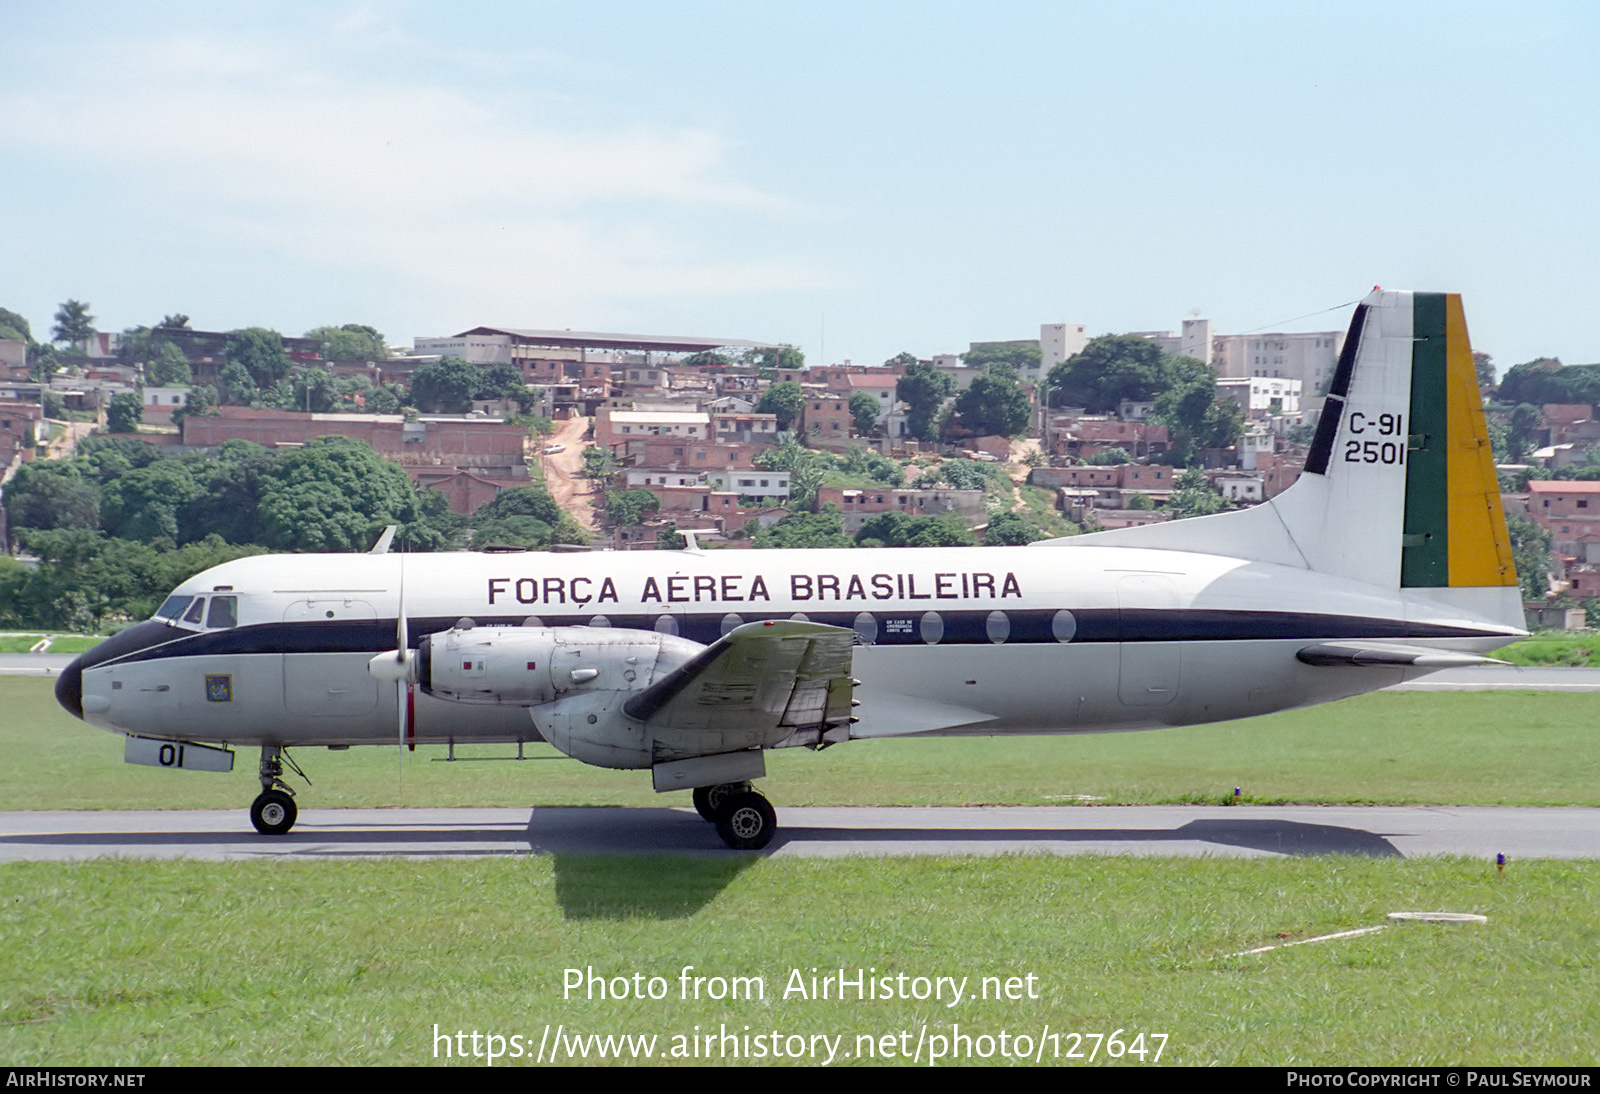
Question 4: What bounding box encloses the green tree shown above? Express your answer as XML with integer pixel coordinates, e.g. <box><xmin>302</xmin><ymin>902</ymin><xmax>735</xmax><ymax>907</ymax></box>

<box><xmin>409</xmin><ymin>357</ymin><xmax>480</xmax><ymax>413</ymax></box>
<box><xmin>756</xmin><ymin>381</ymin><xmax>805</xmax><ymax>430</ymax></box>
<box><xmin>952</xmin><ymin>371</ymin><xmax>1031</xmax><ymax>437</ymax></box>
<box><xmin>962</xmin><ymin>341</ymin><xmax>1041</xmax><ymax>373</ymax></box>
<box><xmin>896</xmin><ymin>363</ymin><xmax>956</xmax><ymax>441</ymax></box>
<box><xmin>1</xmin><ymin>461</ymin><xmax>100</xmax><ymax>545</ymax></box>
<box><xmin>216</xmin><ymin>360</ymin><xmax>255</xmax><ymax>405</ymax></box>
<box><xmin>581</xmin><ymin>445</ymin><xmax>617</xmax><ymax>480</ymax></box>
<box><xmin>1504</xmin><ymin>403</ymin><xmax>1544</xmax><ymax>462</ymax></box>
<box><xmin>27</xmin><ymin>343</ymin><xmax>62</xmax><ymax>381</ymax></box>
<box><xmin>1474</xmin><ymin>351</ymin><xmax>1496</xmax><ymax>394</ymax></box>
<box><xmin>854</xmin><ymin>511</ymin><xmax>975</xmax><ymax>547</ymax></box>
<box><xmin>147</xmin><ymin>342</ymin><xmax>193</xmax><ymax>387</ymax></box>
<box><xmin>101</xmin><ymin>460</ymin><xmax>202</xmax><ymax>542</ymax></box>
<box><xmin>1165</xmin><ymin>466</ymin><xmax>1226</xmax><ymax>520</ymax></box>
<box><xmin>1047</xmin><ymin>336</ymin><xmax>1166</xmax><ymax>413</ymax></box>
<box><xmin>884</xmin><ymin>351</ymin><xmax>919</xmax><ymax>369</ymax></box>
<box><xmin>106</xmin><ymin>392</ymin><xmax>143</xmax><ymax>433</ymax></box>
<box><xmin>51</xmin><ymin>299</ymin><xmax>95</xmax><ymax>350</ymax></box>
<box><xmin>306</xmin><ymin>323</ymin><xmax>386</xmax><ymax>362</ymax></box>
<box><xmin>225</xmin><ymin>328</ymin><xmax>292</xmax><ymax>390</ymax></box>
<box><xmin>752</xmin><ymin>507</ymin><xmax>852</xmax><ymax>548</ymax></box>
<box><xmin>936</xmin><ymin>458</ymin><xmax>995</xmax><ymax>492</ymax></box>
<box><xmin>159</xmin><ymin>314</ymin><xmax>191</xmax><ymax>330</ymax></box>
<box><xmin>983</xmin><ymin>510</ymin><xmax>1041</xmax><ymax>545</ymax></box>
<box><xmin>256</xmin><ymin>436</ymin><xmax>418</xmax><ymax>552</ymax></box>
<box><xmin>605</xmin><ymin>488</ymin><xmax>660</xmax><ymax>528</ymax></box>
<box><xmin>179</xmin><ymin>439</ymin><xmax>271</xmax><ymax>544</ymax></box>
<box><xmin>1506</xmin><ymin>513</ymin><xmax>1551</xmax><ymax>601</ymax></box>
<box><xmin>466</xmin><ymin>485</ymin><xmax>585</xmax><ymax>549</ymax></box>
<box><xmin>849</xmin><ymin>391</ymin><xmax>881</xmax><ymax>435</ymax></box>
<box><xmin>365</xmin><ymin>383</ymin><xmax>403</xmax><ymax>414</ymax></box>
<box><xmin>1087</xmin><ymin>447</ymin><xmax>1132</xmax><ymax>466</ymax></box>
<box><xmin>0</xmin><ymin>307</ymin><xmax>34</xmax><ymax>344</ymax></box>
<box><xmin>744</xmin><ymin>345</ymin><xmax>805</xmax><ymax>372</ymax></box>
<box><xmin>1151</xmin><ymin>356</ymin><xmax>1244</xmax><ymax>464</ymax></box>
<box><xmin>289</xmin><ymin>366</ymin><xmax>339</xmax><ymax>413</ymax></box>
<box><xmin>681</xmin><ymin>351</ymin><xmax>730</xmax><ymax>368</ymax></box>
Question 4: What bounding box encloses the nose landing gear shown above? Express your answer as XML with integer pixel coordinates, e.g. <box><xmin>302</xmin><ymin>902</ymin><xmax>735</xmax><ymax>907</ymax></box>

<box><xmin>249</xmin><ymin>745</ymin><xmax>307</xmax><ymax>836</ymax></box>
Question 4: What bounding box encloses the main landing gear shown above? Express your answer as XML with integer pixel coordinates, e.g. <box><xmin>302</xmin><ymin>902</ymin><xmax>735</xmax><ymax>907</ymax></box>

<box><xmin>250</xmin><ymin>744</ymin><xmax>304</xmax><ymax>836</ymax></box>
<box><xmin>693</xmin><ymin>782</ymin><xmax>778</xmax><ymax>851</ymax></box>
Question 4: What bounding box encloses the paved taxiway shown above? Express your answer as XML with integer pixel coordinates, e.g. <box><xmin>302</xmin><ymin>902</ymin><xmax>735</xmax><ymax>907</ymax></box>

<box><xmin>5</xmin><ymin>659</ymin><xmax>1594</xmax><ymax>861</ymax></box>
<box><xmin>2</xmin><ymin>805</ymin><xmax>1596</xmax><ymax>861</ymax></box>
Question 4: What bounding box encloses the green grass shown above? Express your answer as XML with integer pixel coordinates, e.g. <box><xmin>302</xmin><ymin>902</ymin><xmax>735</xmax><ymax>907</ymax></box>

<box><xmin>6</xmin><ymin>681</ymin><xmax>1599</xmax><ymax>1066</ymax></box>
<box><xmin>5</xmin><ymin>677</ymin><xmax>1596</xmax><ymax>811</ymax></box>
<box><xmin>1</xmin><ymin>856</ymin><xmax>1595</xmax><ymax>1065</ymax></box>
<box><xmin>0</xmin><ymin>634</ymin><xmax>106</xmax><ymax>654</ymax></box>
<box><xmin>1017</xmin><ymin>483</ymin><xmax>1081</xmax><ymax>538</ymax></box>
<box><xmin>1500</xmin><ymin>633</ymin><xmax>1600</xmax><ymax>667</ymax></box>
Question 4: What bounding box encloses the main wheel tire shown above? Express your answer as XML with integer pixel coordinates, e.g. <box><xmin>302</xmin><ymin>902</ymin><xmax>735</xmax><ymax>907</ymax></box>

<box><xmin>714</xmin><ymin>791</ymin><xmax>776</xmax><ymax>851</ymax></box>
<box><xmin>692</xmin><ymin>781</ymin><xmax>751</xmax><ymax>822</ymax></box>
<box><xmin>250</xmin><ymin>790</ymin><xmax>298</xmax><ymax>836</ymax></box>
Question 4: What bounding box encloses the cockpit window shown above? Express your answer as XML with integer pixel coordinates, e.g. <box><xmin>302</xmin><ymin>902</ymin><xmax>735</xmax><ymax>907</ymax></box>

<box><xmin>182</xmin><ymin>598</ymin><xmax>207</xmax><ymax>625</ymax></box>
<box><xmin>206</xmin><ymin>596</ymin><xmax>238</xmax><ymax>630</ymax></box>
<box><xmin>155</xmin><ymin>595</ymin><xmax>193</xmax><ymax>621</ymax></box>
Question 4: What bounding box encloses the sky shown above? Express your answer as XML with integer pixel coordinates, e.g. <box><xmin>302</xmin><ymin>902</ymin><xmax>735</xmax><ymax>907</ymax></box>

<box><xmin>3</xmin><ymin>1</ymin><xmax>1597</xmax><ymax>375</ymax></box>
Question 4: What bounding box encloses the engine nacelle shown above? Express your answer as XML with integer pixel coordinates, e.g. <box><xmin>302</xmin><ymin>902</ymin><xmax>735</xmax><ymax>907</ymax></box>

<box><xmin>418</xmin><ymin>625</ymin><xmax>703</xmax><ymax>705</ymax></box>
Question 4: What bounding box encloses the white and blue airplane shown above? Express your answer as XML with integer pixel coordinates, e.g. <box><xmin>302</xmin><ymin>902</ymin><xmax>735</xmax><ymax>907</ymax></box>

<box><xmin>55</xmin><ymin>289</ymin><xmax>1524</xmax><ymax>848</ymax></box>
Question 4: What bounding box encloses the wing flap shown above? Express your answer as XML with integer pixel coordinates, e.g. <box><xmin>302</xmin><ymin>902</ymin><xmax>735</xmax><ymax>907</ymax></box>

<box><xmin>625</xmin><ymin>620</ymin><xmax>856</xmax><ymax>735</ymax></box>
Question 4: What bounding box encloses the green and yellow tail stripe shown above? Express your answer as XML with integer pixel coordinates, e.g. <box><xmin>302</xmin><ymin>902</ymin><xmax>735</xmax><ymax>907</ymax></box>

<box><xmin>1400</xmin><ymin>293</ymin><xmax>1516</xmax><ymax>588</ymax></box>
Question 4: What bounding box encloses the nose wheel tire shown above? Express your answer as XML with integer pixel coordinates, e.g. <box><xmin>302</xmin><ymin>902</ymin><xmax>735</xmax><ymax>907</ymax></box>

<box><xmin>692</xmin><ymin>781</ymin><xmax>753</xmax><ymax>822</ymax></box>
<box><xmin>250</xmin><ymin>790</ymin><xmax>298</xmax><ymax>836</ymax></box>
<box><xmin>714</xmin><ymin>791</ymin><xmax>776</xmax><ymax>851</ymax></box>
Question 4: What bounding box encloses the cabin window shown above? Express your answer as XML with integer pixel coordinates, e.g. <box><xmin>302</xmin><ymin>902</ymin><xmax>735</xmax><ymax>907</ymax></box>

<box><xmin>919</xmin><ymin>611</ymin><xmax>944</xmax><ymax>645</ymax></box>
<box><xmin>720</xmin><ymin>613</ymin><xmax>743</xmax><ymax>637</ymax></box>
<box><xmin>653</xmin><ymin>614</ymin><xmax>678</xmax><ymax>636</ymax></box>
<box><xmin>985</xmin><ymin>610</ymin><xmax>1010</xmax><ymax>644</ymax></box>
<box><xmin>206</xmin><ymin>596</ymin><xmax>238</xmax><ymax>630</ymax></box>
<box><xmin>1052</xmin><ymin>609</ymin><xmax>1077</xmax><ymax>643</ymax></box>
<box><xmin>853</xmin><ymin>611</ymin><xmax>878</xmax><ymax>645</ymax></box>
<box><xmin>588</xmin><ymin>615</ymin><xmax>612</xmax><ymax>628</ymax></box>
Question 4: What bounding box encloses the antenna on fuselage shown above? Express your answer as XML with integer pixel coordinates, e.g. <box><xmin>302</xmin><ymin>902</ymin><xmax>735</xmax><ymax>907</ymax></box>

<box><xmin>369</xmin><ymin>525</ymin><xmax>398</xmax><ymax>555</ymax></box>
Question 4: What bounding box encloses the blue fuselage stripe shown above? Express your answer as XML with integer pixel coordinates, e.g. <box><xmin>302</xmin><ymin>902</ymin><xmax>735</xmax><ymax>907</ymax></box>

<box><xmin>83</xmin><ymin>609</ymin><xmax>1507</xmax><ymax>671</ymax></box>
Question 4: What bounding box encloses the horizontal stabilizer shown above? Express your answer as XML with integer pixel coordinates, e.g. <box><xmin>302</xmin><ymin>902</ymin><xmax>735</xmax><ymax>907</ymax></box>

<box><xmin>1296</xmin><ymin>642</ymin><xmax>1507</xmax><ymax>668</ymax></box>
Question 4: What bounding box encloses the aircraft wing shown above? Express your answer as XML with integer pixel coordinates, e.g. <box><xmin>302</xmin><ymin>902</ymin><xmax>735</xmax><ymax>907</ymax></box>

<box><xmin>624</xmin><ymin>619</ymin><xmax>856</xmax><ymax>734</ymax></box>
<box><xmin>1296</xmin><ymin>643</ymin><xmax>1506</xmax><ymax>668</ymax></box>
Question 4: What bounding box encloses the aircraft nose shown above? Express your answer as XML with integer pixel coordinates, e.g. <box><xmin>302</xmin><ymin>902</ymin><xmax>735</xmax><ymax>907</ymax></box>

<box><xmin>55</xmin><ymin>654</ymin><xmax>84</xmax><ymax>719</ymax></box>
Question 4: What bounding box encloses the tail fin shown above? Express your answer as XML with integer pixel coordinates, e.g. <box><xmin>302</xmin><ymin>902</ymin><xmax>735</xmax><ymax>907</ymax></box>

<box><xmin>1051</xmin><ymin>289</ymin><xmax>1519</xmax><ymax>620</ymax></box>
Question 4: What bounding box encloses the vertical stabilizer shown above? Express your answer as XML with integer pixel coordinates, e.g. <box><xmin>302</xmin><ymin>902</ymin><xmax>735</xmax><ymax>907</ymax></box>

<box><xmin>1047</xmin><ymin>289</ymin><xmax>1518</xmax><ymax>614</ymax></box>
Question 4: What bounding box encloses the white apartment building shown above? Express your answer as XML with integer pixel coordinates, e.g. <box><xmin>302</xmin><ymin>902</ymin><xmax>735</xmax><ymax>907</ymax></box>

<box><xmin>1211</xmin><ymin>331</ymin><xmax>1342</xmax><ymax>395</ymax></box>
<box><xmin>707</xmin><ymin>469</ymin><xmax>792</xmax><ymax>500</ymax></box>
<box><xmin>1038</xmin><ymin>323</ymin><xmax>1089</xmax><ymax>378</ymax></box>
<box><xmin>1216</xmin><ymin>376</ymin><xmax>1302</xmax><ymax>419</ymax></box>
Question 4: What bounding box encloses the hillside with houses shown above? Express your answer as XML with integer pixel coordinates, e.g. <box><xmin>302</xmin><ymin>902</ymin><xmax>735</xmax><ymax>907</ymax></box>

<box><xmin>1</xmin><ymin>298</ymin><xmax>1593</xmax><ymax>631</ymax></box>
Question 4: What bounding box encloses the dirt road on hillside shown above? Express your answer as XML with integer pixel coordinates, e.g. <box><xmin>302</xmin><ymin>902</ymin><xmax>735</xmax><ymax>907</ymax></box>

<box><xmin>539</xmin><ymin>415</ymin><xmax>598</xmax><ymax>533</ymax></box>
